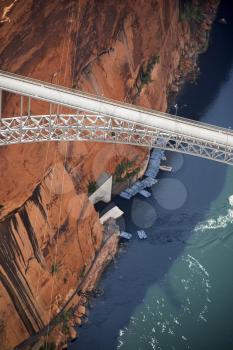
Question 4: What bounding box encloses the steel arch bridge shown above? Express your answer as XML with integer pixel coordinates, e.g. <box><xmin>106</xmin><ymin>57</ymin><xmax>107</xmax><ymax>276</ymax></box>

<box><xmin>0</xmin><ymin>70</ymin><xmax>233</xmax><ymax>165</ymax></box>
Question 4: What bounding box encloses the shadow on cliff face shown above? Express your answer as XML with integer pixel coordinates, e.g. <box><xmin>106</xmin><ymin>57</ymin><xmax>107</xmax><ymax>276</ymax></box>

<box><xmin>70</xmin><ymin>1</ymin><xmax>233</xmax><ymax>349</ymax></box>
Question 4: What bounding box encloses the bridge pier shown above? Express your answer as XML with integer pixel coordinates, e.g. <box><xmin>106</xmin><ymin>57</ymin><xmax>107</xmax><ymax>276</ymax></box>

<box><xmin>89</xmin><ymin>173</ymin><xmax>112</xmax><ymax>205</ymax></box>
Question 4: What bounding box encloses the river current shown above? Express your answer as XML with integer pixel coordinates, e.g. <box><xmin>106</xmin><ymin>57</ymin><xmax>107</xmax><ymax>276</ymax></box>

<box><xmin>71</xmin><ymin>1</ymin><xmax>233</xmax><ymax>349</ymax></box>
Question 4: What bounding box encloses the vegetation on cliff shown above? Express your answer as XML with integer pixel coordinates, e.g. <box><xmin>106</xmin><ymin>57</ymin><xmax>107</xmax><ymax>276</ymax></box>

<box><xmin>180</xmin><ymin>3</ymin><xmax>204</xmax><ymax>24</ymax></box>
<box><xmin>138</xmin><ymin>55</ymin><xmax>160</xmax><ymax>92</ymax></box>
<box><xmin>114</xmin><ymin>158</ymin><xmax>140</xmax><ymax>183</ymax></box>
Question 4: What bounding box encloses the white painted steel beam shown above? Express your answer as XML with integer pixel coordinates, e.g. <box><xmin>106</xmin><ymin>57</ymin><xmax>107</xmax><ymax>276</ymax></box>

<box><xmin>1</xmin><ymin>114</ymin><xmax>233</xmax><ymax>165</ymax></box>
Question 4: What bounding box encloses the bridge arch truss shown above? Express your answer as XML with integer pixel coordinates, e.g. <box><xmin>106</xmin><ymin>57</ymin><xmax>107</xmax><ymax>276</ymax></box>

<box><xmin>1</xmin><ymin>113</ymin><xmax>233</xmax><ymax>165</ymax></box>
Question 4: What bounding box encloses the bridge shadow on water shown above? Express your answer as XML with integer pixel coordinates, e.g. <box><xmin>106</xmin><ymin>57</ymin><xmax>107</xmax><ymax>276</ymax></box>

<box><xmin>70</xmin><ymin>1</ymin><xmax>233</xmax><ymax>349</ymax></box>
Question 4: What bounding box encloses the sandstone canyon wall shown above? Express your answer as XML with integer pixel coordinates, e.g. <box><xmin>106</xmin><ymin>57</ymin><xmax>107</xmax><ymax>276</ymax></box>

<box><xmin>0</xmin><ymin>0</ymin><xmax>219</xmax><ymax>349</ymax></box>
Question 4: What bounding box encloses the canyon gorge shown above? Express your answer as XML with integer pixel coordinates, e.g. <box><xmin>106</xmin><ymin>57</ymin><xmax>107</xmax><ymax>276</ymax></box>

<box><xmin>0</xmin><ymin>0</ymin><xmax>219</xmax><ymax>349</ymax></box>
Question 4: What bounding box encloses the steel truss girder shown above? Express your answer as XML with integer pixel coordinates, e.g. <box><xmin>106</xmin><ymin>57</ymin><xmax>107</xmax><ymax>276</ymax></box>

<box><xmin>1</xmin><ymin>114</ymin><xmax>233</xmax><ymax>165</ymax></box>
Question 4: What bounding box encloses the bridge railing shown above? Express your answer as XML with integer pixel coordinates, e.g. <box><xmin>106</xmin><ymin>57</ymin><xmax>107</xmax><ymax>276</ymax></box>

<box><xmin>1</xmin><ymin>70</ymin><xmax>233</xmax><ymax>137</ymax></box>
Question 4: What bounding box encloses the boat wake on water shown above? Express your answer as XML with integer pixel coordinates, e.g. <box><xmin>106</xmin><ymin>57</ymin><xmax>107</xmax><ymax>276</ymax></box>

<box><xmin>194</xmin><ymin>206</ymin><xmax>233</xmax><ymax>232</ymax></box>
<box><xmin>116</xmin><ymin>254</ymin><xmax>211</xmax><ymax>350</ymax></box>
<box><xmin>181</xmin><ymin>195</ymin><xmax>233</xmax><ymax>252</ymax></box>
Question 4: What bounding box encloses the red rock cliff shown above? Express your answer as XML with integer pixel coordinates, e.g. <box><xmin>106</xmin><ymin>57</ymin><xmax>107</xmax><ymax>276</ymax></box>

<box><xmin>0</xmin><ymin>0</ymin><xmax>219</xmax><ymax>349</ymax></box>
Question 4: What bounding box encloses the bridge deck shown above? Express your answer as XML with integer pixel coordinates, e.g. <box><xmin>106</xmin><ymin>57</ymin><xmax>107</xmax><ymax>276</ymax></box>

<box><xmin>0</xmin><ymin>70</ymin><xmax>233</xmax><ymax>148</ymax></box>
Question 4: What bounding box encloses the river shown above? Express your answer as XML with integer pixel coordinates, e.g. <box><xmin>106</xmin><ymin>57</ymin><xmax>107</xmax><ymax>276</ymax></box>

<box><xmin>70</xmin><ymin>1</ymin><xmax>233</xmax><ymax>349</ymax></box>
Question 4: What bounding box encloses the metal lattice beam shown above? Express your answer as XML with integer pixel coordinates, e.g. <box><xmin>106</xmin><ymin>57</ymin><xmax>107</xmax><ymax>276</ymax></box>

<box><xmin>1</xmin><ymin>114</ymin><xmax>233</xmax><ymax>165</ymax></box>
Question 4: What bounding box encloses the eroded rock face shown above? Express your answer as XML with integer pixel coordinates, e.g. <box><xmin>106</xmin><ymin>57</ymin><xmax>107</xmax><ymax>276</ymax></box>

<box><xmin>0</xmin><ymin>0</ymin><xmax>219</xmax><ymax>348</ymax></box>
